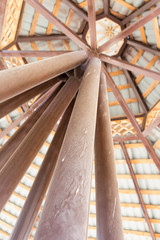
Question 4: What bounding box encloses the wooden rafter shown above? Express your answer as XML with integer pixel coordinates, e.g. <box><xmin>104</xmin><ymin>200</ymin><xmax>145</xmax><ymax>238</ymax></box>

<box><xmin>62</xmin><ymin>0</ymin><xmax>88</xmax><ymax>21</ymax></box>
<box><xmin>98</xmin><ymin>6</ymin><xmax>160</xmax><ymax>53</ymax></box>
<box><xmin>100</xmin><ymin>54</ymin><xmax>160</xmax><ymax>81</ymax></box>
<box><xmin>15</xmin><ymin>1</ymin><xmax>26</xmax><ymax>42</ymax></box>
<box><xmin>0</xmin><ymin>50</ymin><xmax>73</xmax><ymax>57</ymax></box>
<box><xmin>102</xmin><ymin>64</ymin><xmax>160</xmax><ymax>170</ymax></box>
<box><xmin>87</xmin><ymin>0</ymin><xmax>97</xmax><ymax>49</ymax></box>
<box><xmin>122</xmin><ymin>0</ymin><xmax>160</xmax><ymax>25</ymax></box>
<box><xmin>17</xmin><ymin>33</ymin><xmax>82</xmax><ymax>42</ymax></box>
<box><xmin>113</xmin><ymin>135</ymin><xmax>139</xmax><ymax>142</ymax></box>
<box><xmin>0</xmin><ymin>93</ymin><xmax>50</xmax><ymax>140</ymax></box>
<box><xmin>127</xmin><ymin>39</ymin><xmax>160</xmax><ymax>57</ymax></box>
<box><xmin>120</xmin><ymin>142</ymin><xmax>156</xmax><ymax>240</ymax></box>
<box><xmin>103</xmin><ymin>0</ymin><xmax>110</xmax><ymax>15</ymax></box>
<box><xmin>24</xmin><ymin>0</ymin><xmax>90</xmax><ymax>51</ymax></box>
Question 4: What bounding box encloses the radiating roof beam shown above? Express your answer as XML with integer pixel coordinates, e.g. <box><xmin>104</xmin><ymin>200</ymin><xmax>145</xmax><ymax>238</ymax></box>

<box><xmin>0</xmin><ymin>50</ymin><xmax>74</xmax><ymax>57</ymax></box>
<box><xmin>62</xmin><ymin>0</ymin><xmax>88</xmax><ymax>21</ymax></box>
<box><xmin>113</xmin><ymin>135</ymin><xmax>139</xmax><ymax>142</ymax></box>
<box><xmin>103</xmin><ymin>0</ymin><xmax>110</xmax><ymax>16</ymax></box>
<box><xmin>127</xmin><ymin>39</ymin><xmax>160</xmax><ymax>57</ymax></box>
<box><xmin>122</xmin><ymin>0</ymin><xmax>160</xmax><ymax>25</ymax></box>
<box><xmin>15</xmin><ymin>1</ymin><xmax>26</xmax><ymax>42</ymax></box>
<box><xmin>100</xmin><ymin>54</ymin><xmax>160</xmax><ymax>81</ymax></box>
<box><xmin>87</xmin><ymin>0</ymin><xmax>97</xmax><ymax>49</ymax></box>
<box><xmin>121</xmin><ymin>142</ymin><xmax>156</xmax><ymax>240</ymax></box>
<box><xmin>102</xmin><ymin>64</ymin><xmax>160</xmax><ymax>171</ymax></box>
<box><xmin>98</xmin><ymin>6</ymin><xmax>160</xmax><ymax>53</ymax></box>
<box><xmin>24</xmin><ymin>0</ymin><xmax>90</xmax><ymax>51</ymax></box>
<box><xmin>17</xmin><ymin>33</ymin><xmax>82</xmax><ymax>42</ymax></box>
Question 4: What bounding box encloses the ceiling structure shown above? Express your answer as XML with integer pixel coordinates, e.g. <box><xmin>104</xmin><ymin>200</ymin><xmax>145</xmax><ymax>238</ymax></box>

<box><xmin>0</xmin><ymin>0</ymin><xmax>160</xmax><ymax>240</ymax></box>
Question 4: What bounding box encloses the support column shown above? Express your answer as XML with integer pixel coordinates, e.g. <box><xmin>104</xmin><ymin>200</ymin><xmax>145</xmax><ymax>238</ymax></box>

<box><xmin>0</xmin><ymin>50</ymin><xmax>87</xmax><ymax>102</ymax></box>
<box><xmin>34</xmin><ymin>57</ymin><xmax>101</xmax><ymax>240</ymax></box>
<box><xmin>0</xmin><ymin>75</ymin><xmax>65</xmax><ymax>118</ymax></box>
<box><xmin>95</xmin><ymin>73</ymin><xmax>124</xmax><ymax>240</ymax></box>
<box><xmin>0</xmin><ymin>83</ymin><xmax>63</xmax><ymax>171</ymax></box>
<box><xmin>10</xmin><ymin>100</ymin><xmax>75</xmax><ymax>240</ymax></box>
<box><xmin>0</xmin><ymin>76</ymin><xmax>80</xmax><ymax>210</ymax></box>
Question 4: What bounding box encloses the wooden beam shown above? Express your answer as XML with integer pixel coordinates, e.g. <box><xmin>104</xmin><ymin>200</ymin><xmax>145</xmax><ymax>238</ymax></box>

<box><xmin>15</xmin><ymin>2</ymin><xmax>26</xmax><ymax>41</ymax></box>
<box><xmin>87</xmin><ymin>0</ymin><xmax>97</xmax><ymax>49</ymax></box>
<box><xmin>0</xmin><ymin>76</ymin><xmax>80</xmax><ymax>211</ymax></box>
<box><xmin>100</xmin><ymin>54</ymin><xmax>160</xmax><ymax>81</ymax></box>
<box><xmin>10</xmin><ymin>100</ymin><xmax>75</xmax><ymax>240</ymax></box>
<box><xmin>98</xmin><ymin>6</ymin><xmax>160</xmax><ymax>53</ymax></box>
<box><xmin>0</xmin><ymin>83</ymin><xmax>63</xmax><ymax>171</ymax></box>
<box><xmin>127</xmin><ymin>39</ymin><xmax>160</xmax><ymax>57</ymax></box>
<box><xmin>34</xmin><ymin>58</ymin><xmax>101</xmax><ymax>240</ymax></box>
<box><xmin>92</xmin><ymin>174</ymin><xmax>160</xmax><ymax>180</ymax></box>
<box><xmin>113</xmin><ymin>135</ymin><xmax>139</xmax><ymax>142</ymax></box>
<box><xmin>0</xmin><ymin>50</ymin><xmax>74</xmax><ymax>57</ymax></box>
<box><xmin>89</xmin><ymin>214</ymin><xmax>160</xmax><ymax>224</ymax></box>
<box><xmin>17</xmin><ymin>33</ymin><xmax>82</xmax><ymax>42</ymax></box>
<box><xmin>103</xmin><ymin>0</ymin><xmax>110</xmax><ymax>15</ymax></box>
<box><xmin>121</xmin><ymin>142</ymin><xmax>156</xmax><ymax>240</ymax></box>
<box><xmin>111</xmin><ymin>113</ymin><xmax>145</xmax><ymax>121</ymax></box>
<box><xmin>0</xmin><ymin>0</ymin><xmax>7</xmax><ymax>40</ymax></box>
<box><xmin>0</xmin><ymin>76</ymin><xmax>64</xmax><ymax>119</ymax></box>
<box><xmin>25</xmin><ymin>0</ymin><xmax>90</xmax><ymax>51</ymax></box>
<box><xmin>0</xmin><ymin>50</ymin><xmax>87</xmax><ymax>102</ymax></box>
<box><xmin>122</xmin><ymin>0</ymin><xmax>160</xmax><ymax>25</ymax></box>
<box><xmin>62</xmin><ymin>0</ymin><xmax>88</xmax><ymax>21</ymax></box>
<box><xmin>102</xmin><ymin>64</ymin><xmax>160</xmax><ymax>171</ymax></box>
<box><xmin>95</xmin><ymin>73</ymin><xmax>124</xmax><ymax>240</ymax></box>
<box><xmin>0</xmin><ymin>90</ymin><xmax>52</xmax><ymax>139</ymax></box>
<box><xmin>92</xmin><ymin>188</ymin><xmax>160</xmax><ymax>195</ymax></box>
<box><xmin>0</xmin><ymin>41</ymin><xmax>16</xmax><ymax>51</ymax></box>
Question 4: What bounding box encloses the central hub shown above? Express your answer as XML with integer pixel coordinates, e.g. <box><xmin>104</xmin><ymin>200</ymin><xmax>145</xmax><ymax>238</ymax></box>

<box><xmin>85</xmin><ymin>17</ymin><xmax>124</xmax><ymax>56</ymax></box>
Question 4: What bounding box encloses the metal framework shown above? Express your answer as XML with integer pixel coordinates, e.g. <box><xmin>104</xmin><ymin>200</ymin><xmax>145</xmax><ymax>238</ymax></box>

<box><xmin>0</xmin><ymin>0</ymin><xmax>160</xmax><ymax>239</ymax></box>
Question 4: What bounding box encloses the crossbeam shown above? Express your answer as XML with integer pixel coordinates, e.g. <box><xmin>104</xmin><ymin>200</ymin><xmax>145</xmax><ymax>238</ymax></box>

<box><xmin>17</xmin><ymin>34</ymin><xmax>82</xmax><ymax>42</ymax></box>
<box><xmin>0</xmin><ymin>50</ymin><xmax>73</xmax><ymax>57</ymax></box>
